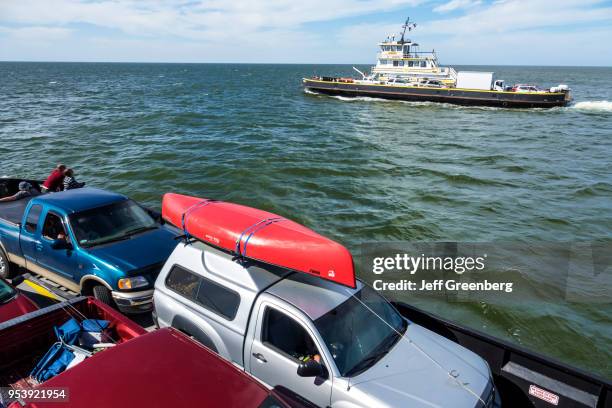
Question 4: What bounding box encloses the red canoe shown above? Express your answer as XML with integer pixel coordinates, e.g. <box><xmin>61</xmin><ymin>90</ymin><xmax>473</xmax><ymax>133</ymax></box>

<box><xmin>162</xmin><ymin>193</ymin><xmax>356</xmax><ymax>288</ymax></box>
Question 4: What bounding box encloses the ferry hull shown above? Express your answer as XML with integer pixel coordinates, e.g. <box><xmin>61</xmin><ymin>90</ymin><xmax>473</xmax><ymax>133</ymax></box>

<box><xmin>303</xmin><ymin>79</ymin><xmax>570</xmax><ymax>108</ymax></box>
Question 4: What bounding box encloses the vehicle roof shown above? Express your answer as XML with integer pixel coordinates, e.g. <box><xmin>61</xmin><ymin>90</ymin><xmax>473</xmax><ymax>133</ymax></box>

<box><xmin>34</xmin><ymin>328</ymin><xmax>271</xmax><ymax>408</ymax></box>
<box><xmin>33</xmin><ymin>187</ymin><xmax>127</xmax><ymax>214</ymax></box>
<box><xmin>195</xmin><ymin>240</ymin><xmax>292</xmax><ymax>292</ymax></box>
<box><xmin>266</xmin><ymin>273</ymin><xmax>363</xmax><ymax>320</ymax></box>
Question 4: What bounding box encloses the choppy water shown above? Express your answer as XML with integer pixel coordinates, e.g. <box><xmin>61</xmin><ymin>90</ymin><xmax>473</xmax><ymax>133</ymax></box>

<box><xmin>1</xmin><ymin>62</ymin><xmax>611</xmax><ymax>378</ymax></box>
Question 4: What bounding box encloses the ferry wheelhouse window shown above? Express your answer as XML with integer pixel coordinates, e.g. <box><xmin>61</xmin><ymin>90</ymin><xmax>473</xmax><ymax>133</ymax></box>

<box><xmin>408</xmin><ymin>61</ymin><xmax>414</xmax><ymax>67</ymax></box>
<box><xmin>420</xmin><ymin>61</ymin><xmax>427</xmax><ymax>67</ymax></box>
<box><xmin>393</xmin><ymin>61</ymin><xmax>399</xmax><ymax>67</ymax></box>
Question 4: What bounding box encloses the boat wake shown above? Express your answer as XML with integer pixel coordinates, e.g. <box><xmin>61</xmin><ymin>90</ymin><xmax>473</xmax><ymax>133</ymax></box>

<box><xmin>305</xmin><ymin>89</ymin><xmax>512</xmax><ymax>110</ymax></box>
<box><xmin>308</xmin><ymin>89</ymin><xmax>612</xmax><ymax>114</ymax></box>
<box><xmin>571</xmin><ymin>100</ymin><xmax>612</xmax><ymax>112</ymax></box>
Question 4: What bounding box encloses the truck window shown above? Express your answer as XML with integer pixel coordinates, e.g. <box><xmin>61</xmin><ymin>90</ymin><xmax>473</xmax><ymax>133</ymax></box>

<box><xmin>165</xmin><ymin>265</ymin><xmax>240</xmax><ymax>320</ymax></box>
<box><xmin>42</xmin><ymin>212</ymin><xmax>67</xmax><ymax>241</ymax></box>
<box><xmin>166</xmin><ymin>265</ymin><xmax>199</xmax><ymax>298</ymax></box>
<box><xmin>258</xmin><ymin>396</ymin><xmax>285</xmax><ymax>408</ymax></box>
<box><xmin>0</xmin><ymin>279</ymin><xmax>17</xmax><ymax>303</ymax></box>
<box><xmin>25</xmin><ymin>204</ymin><xmax>42</xmax><ymax>233</ymax></box>
<box><xmin>314</xmin><ymin>285</ymin><xmax>407</xmax><ymax>377</ymax></box>
<box><xmin>68</xmin><ymin>200</ymin><xmax>157</xmax><ymax>247</ymax></box>
<box><xmin>262</xmin><ymin>308</ymin><xmax>320</xmax><ymax>362</ymax></box>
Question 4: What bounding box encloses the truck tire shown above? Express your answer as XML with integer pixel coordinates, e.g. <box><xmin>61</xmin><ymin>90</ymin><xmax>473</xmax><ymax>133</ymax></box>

<box><xmin>92</xmin><ymin>285</ymin><xmax>114</xmax><ymax>308</ymax></box>
<box><xmin>0</xmin><ymin>249</ymin><xmax>14</xmax><ymax>279</ymax></box>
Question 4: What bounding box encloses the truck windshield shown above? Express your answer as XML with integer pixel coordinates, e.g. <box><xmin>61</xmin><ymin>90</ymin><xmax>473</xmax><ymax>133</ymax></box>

<box><xmin>314</xmin><ymin>285</ymin><xmax>407</xmax><ymax>377</ymax></box>
<box><xmin>69</xmin><ymin>200</ymin><xmax>157</xmax><ymax>248</ymax></box>
<box><xmin>0</xmin><ymin>280</ymin><xmax>17</xmax><ymax>304</ymax></box>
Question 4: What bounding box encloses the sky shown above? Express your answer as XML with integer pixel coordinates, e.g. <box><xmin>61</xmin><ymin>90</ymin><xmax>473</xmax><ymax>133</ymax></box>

<box><xmin>1</xmin><ymin>0</ymin><xmax>611</xmax><ymax>66</ymax></box>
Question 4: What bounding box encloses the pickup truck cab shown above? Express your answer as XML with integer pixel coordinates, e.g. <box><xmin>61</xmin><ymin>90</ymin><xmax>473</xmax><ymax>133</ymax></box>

<box><xmin>9</xmin><ymin>327</ymin><xmax>318</xmax><ymax>408</ymax></box>
<box><xmin>154</xmin><ymin>242</ymin><xmax>497</xmax><ymax>408</ymax></box>
<box><xmin>0</xmin><ymin>184</ymin><xmax>180</xmax><ymax>313</ymax></box>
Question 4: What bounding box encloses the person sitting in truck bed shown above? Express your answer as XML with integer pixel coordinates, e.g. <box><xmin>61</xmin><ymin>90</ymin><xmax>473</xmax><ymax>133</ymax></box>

<box><xmin>63</xmin><ymin>168</ymin><xmax>86</xmax><ymax>190</ymax></box>
<box><xmin>0</xmin><ymin>181</ymin><xmax>40</xmax><ymax>203</ymax></box>
<box><xmin>41</xmin><ymin>164</ymin><xmax>66</xmax><ymax>193</ymax></box>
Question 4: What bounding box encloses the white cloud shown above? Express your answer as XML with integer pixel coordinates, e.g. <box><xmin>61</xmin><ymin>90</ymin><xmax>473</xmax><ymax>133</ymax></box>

<box><xmin>0</xmin><ymin>0</ymin><xmax>426</xmax><ymax>62</ymax></box>
<box><xmin>424</xmin><ymin>0</ymin><xmax>612</xmax><ymax>35</ymax></box>
<box><xmin>0</xmin><ymin>26</ymin><xmax>73</xmax><ymax>41</ymax></box>
<box><xmin>433</xmin><ymin>0</ymin><xmax>482</xmax><ymax>13</ymax></box>
<box><xmin>0</xmin><ymin>0</ymin><xmax>425</xmax><ymax>41</ymax></box>
<box><xmin>334</xmin><ymin>0</ymin><xmax>612</xmax><ymax>65</ymax></box>
<box><xmin>0</xmin><ymin>0</ymin><xmax>611</xmax><ymax>64</ymax></box>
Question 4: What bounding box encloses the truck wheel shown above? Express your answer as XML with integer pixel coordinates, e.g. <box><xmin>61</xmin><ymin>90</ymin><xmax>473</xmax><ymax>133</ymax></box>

<box><xmin>0</xmin><ymin>249</ymin><xmax>14</xmax><ymax>279</ymax></box>
<box><xmin>92</xmin><ymin>285</ymin><xmax>114</xmax><ymax>308</ymax></box>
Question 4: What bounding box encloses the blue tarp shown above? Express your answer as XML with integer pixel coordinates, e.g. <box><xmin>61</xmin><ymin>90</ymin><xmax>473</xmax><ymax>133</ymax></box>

<box><xmin>81</xmin><ymin>319</ymin><xmax>109</xmax><ymax>332</ymax></box>
<box><xmin>30</xmin><ymin>317</ymin><xmax>110</xmax><ymax>382</ymax></box>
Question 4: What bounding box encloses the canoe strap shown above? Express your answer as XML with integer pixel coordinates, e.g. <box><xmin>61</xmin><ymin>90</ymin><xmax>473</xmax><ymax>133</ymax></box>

<box><xmin>181</xmin><ymin>199</ymin><xmax>215</xmax><ymax>242</ymax></box>
<box><xmin>235</xmin><ymin>217</ymin><xmax>284</xmax><ymax>258</ymax></box>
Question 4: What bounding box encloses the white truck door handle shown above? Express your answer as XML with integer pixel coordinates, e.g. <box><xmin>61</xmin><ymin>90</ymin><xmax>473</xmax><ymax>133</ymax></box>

<box><xmin>252</xmin><ymin>352</ymin><xmax>267</xmax><ymax>363</ymax></box>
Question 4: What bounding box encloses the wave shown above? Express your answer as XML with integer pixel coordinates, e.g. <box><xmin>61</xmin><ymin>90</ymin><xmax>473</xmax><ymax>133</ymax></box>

<box><xmin>304</xmin><ymin>88</ymin><xmax>393</xmax><ymax>103</ymax></box>
<box><xmin>572</xmin><ymin>182</ymin><xmax>612</xmax><ymax>197</ymax></box>
<box><xmin>571</xmin><ymin>100</ymin><xmax>612</xmax><ymax>112</ymax></box>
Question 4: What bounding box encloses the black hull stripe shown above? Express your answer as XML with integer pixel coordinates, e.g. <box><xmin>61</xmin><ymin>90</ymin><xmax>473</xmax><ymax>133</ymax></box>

<box><xmin>303</xmin><ymin>81</ymin><xmax>569</xmax><ymax>108</ymax></box>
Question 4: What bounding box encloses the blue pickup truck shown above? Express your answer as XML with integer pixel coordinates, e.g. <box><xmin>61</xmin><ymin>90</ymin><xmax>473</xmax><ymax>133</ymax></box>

<box><xmin>0</xmin><ymin>179</ymin><xmax>180</xmax><ymax>313</ymax></box>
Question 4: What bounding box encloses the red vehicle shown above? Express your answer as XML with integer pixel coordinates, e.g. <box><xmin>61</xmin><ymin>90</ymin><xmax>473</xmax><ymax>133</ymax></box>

<box><xmin>16</xmin><ymin>328</ymin><xmax>318</xmax><ymax>408</ymax></box>
<box><xmin>1</xmin><ymin>297</ymin><xmax>145</xmax><ymax>404</ymax></box>
<box><xmin>0</xmin><ymin>276</ymin><xmax>38</xmax><ymax>324</ymax></box>
<box><xmin>1</xmin><ymin>297</ymin><xmax>316</xmax><ymax>408</ymax></box>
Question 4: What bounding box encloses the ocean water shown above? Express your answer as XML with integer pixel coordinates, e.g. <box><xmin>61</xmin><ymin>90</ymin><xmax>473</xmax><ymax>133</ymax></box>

<box><xmin>0</xmin><ymin>62</ymin><xmax>611</xmax><ymax>378</ymax></box>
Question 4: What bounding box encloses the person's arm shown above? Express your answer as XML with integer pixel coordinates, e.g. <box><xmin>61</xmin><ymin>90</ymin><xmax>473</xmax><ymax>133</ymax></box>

<box><xmin>0</xmin><ymin>194</ymin><xmax>18</xmax><ymax>202</ymax></box>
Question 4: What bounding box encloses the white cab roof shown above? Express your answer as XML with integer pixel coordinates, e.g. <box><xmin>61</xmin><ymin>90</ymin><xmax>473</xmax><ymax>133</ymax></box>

<box><xmin>266</xmin><ymin>273</ymin><xmax>363</xmax><ymax>320</ymax></box>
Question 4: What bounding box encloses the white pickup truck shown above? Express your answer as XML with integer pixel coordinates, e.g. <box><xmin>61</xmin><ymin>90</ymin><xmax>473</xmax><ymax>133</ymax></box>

<box><xmin>153</xmin><ymin>240</ymin><xmax>499</xmax><ymax>408</ymax></box>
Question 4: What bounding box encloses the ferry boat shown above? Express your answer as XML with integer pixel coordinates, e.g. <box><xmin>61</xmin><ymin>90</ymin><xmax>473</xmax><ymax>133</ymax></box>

<box><xmin>303</xmin><ymin>19</ymin><xmax>572</xmax><ymax>108</ymax></box>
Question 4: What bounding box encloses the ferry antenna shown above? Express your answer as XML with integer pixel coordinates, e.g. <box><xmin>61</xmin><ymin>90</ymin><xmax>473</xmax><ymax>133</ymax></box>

<box><xmin>400</xmin><ymin>17</ymin><xmax>416</xmax><ymax>43</ymax></box>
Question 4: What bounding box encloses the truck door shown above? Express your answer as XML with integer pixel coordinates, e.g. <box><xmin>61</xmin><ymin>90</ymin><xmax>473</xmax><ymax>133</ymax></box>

<box><xmin>19</xmin><ymin>204</ymin><xmax>43</xmax><ymax>268</ymax></box>
<box><xmin>249</xmin><ymin>304</ymin><xmax>333</xmax><ymax>408</ymax></box>
<box><xmin>35</xmin><ymin>210</ymin><xmax>78</xmax><ymax>283</ymax></box>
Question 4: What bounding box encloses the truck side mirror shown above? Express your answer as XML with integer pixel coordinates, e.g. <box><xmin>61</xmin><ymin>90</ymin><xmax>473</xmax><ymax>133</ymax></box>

<box><xmin>297</xmin><ymin>360</ymin><xmax>326</xmax><ymax>378</ymax></box>
<box><xmin>51</xmin><ymin>239</ymin><xmax>72</xmax><ymax>250</ymax></box>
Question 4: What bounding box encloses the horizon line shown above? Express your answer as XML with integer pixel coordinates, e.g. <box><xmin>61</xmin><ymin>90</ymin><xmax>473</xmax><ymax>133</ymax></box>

<box><xmin>0</xmin><ymin>60</ymin><xmax>610</xmax><ymax>68</ymax></box>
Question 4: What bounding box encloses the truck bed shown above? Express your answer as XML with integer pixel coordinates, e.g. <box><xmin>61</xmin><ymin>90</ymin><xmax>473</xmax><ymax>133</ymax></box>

<box><xmin>0</xmin><ymin>178</ymin><xmax>42</xmax><ymax>225</ymax></box>
<box><xmin>0</xmin><ymin>198</ymin><xmax>34</xmax><ymax>226</ymax></box>
<box><xmin>0</xmin><ymin>297</ymin><xmax>146</xmax><ymax>388</ymax></box>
